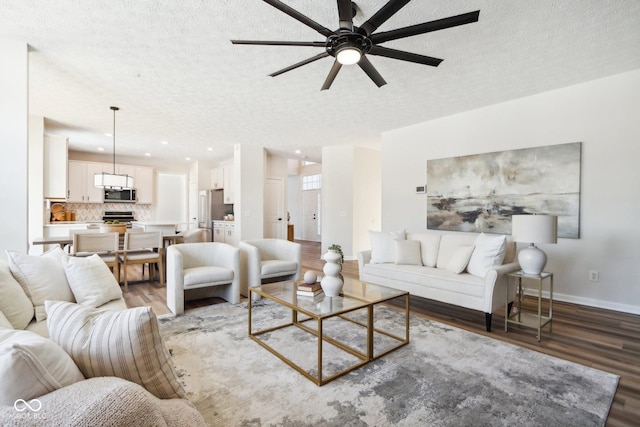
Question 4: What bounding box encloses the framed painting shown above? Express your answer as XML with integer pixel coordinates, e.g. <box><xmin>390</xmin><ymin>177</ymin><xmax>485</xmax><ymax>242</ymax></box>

<box><xmin>426</xmin><ymin>142</ymin><xmax>581</xmax><ymax>238</ymax></box>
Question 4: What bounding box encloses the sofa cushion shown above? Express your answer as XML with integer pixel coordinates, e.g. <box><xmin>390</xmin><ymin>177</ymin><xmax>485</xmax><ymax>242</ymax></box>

<box><xmin>369</xmin><ymin>229</ymin><xmax>405</xmax><ymax>264</ymax></box>
<box><xmin>62</xmin><ymin>254</ymin><xmax>123</xmax><ymax>308</ymax></box>
<box><xmin>436</xmin><ymin>234</ymin><xmax>478</xmax><ymax>269</ymax></box>
<box><xmin>6</xmin><ymin>247</ymin><xmax>74</xmax><ymax>322</ymax></box>
<box><xmin>46</xmin><ymin>301</ymin><xmax>186</xmax><ymax>400</ymax></box>
<box><xmin>395</xmin><ymin>240</ymin><xmax>422</xmax><ymax>266</ymax></box>
<box><xmin>0</xmin><ymin>311</ymin><xmax>13</xmax><ymax>329</ymax></box>
<box><xmin>446</xmin><ymin>245</ymin><xmax>475</xmax><ymax>274</ymax></box>
<box><xmin>362</xmin><ymin>263</ymin><xmax>485</xmax><ymax>298</ymax></box>
<box><xmin>184</xmin><ymin>266</ymin><xmax>234</xmax><ymax>288</ymax></box>
<box><xmin>261</xmin><ymin>260</ymin><xmax>298</xmax><ymax>277</ymax></box>
<box><xmin>0</xmin><ymin>259</ymin><xmax>34</xmax><ymax>330</ymax></box>
<box><xmin>406</xmin><ymin>232</ymin><xmax>441</xmax><ymax>268</ymax></box>
<box><xmin>467</xmin><ymin>233</ymin><xmax>507</xmax><ymax>278</ymax></box>
<box><xmin>0</xmin><ymin>327</ymin><xmax>85</xmax><ymax>406</ymax></box>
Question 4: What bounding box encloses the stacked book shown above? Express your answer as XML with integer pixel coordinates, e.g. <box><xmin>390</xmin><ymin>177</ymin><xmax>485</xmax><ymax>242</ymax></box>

<box><xmin>296</xmin><ymin>282</ymin><xmax>323</xmax><ymax>298</ymax></box>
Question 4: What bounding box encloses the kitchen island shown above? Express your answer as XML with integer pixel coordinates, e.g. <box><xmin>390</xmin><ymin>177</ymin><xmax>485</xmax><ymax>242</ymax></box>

<box><xmin>130</xmin><ymin>221</ymin><xmax>180</xmax><ymax>235</ymax></box>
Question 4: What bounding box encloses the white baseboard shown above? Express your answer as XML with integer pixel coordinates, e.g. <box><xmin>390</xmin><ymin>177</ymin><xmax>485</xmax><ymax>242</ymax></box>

<box><xmin>523</xmin><ymin>289</ymin><xmax>640</xmax><ymax>316</ymax></box>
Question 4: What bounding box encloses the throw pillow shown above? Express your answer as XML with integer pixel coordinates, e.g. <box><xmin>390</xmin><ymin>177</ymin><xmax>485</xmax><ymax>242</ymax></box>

<box><xmin>466</xmin><ymin>233</ymin><xmax>507</xmax><ymax>278</ymax></box>
<box><xmin>0</xmin><ymin>311</ymin><xmax>12</xmax><ymax>329</ymax></box>
<box><xmin>6</xmin><ymin>247</ymin><xmax>74</xmax><ymax>322</ymax></box>
<box><xmin>0</xmin><ymin>259</ymin><xmax>34</xmax><ymax>329</ymax></box>
<box><xmin>62</xmin><ymin>254</ymin><xmax>122</xmax><ymax>308</ymax></box>
<box><xmin>46</xmin><ymin>301</ymin><xmax>186</xmax><ymax>400</ymax></box>
<box><xmin>446</xmin><ymin>245</ymin><xmax>475</xmax><ymax>274</ymax></box>
<box><xmin>394</xmin><ymin>240</ymin><xmax>422</xmax><ymax>266</ymax></box>
<box><xmin>0</xmin><ymin>328</ymin><xmax>85</xmax><ymax>406</ymax></box>
<box><xmin>369</xmin><ymin>229</ymin><xmax>406</xmax><ymax>264</ymax></box>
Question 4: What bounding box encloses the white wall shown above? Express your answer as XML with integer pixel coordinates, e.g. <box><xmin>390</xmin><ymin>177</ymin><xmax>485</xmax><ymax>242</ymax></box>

<box><xmin>0</xmin><ymin>40</ymin><xmax>28</xmax><ymax>254</ymax></box>
<box><xmin>381</xmin><ymin>69</ymin><xmax>640</xmax><ymax>314</ymax></box>
<box><xmin>322</xmin><ymin>146</ymin><xmax>381</xmax><ymax>259</ymax></box>
<box><xmin>235</xmin><ymin>144</ymin><xmax>265</xmax><ymax>240</ymax></box>
<box><xmin>28</xmin><ymin>116</ymin><xmax>45</xmax><ymax>255</ymax></box>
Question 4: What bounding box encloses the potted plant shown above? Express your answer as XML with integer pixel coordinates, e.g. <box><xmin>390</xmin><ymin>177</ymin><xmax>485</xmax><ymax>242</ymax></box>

<box><xmin>328</xmin><ymin>244</ymin><xmax>344</xmax><ymax>264</ymax></box>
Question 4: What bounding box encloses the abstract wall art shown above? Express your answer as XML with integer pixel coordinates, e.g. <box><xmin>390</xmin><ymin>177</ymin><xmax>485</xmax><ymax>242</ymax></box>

<box><xmin>426</xmin><ymin>142</ymin><xmax>581</xmax><ymax>238</ymax></box>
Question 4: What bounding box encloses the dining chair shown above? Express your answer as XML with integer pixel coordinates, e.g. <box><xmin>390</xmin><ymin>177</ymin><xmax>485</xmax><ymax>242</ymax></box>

<box><xmin>119</xmin><ymin>231</ymin><xmax>164</xmax><ymax>292</ymax></box>
<box><xmin>72</xmin><ymin>232</ymin><xmax>120</xmax><ymax>281</ymax></box>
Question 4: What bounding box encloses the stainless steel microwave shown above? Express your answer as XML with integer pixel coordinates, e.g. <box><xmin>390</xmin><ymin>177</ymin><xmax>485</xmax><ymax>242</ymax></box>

<box><xmin>104</xmin><ymin>189</ymin><xmax>136</xmax><ymax>203</ymax></box>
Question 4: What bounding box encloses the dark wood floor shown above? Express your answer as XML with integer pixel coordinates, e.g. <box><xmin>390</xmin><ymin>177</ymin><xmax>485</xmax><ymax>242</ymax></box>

<box><xmin>122</xmin><ymin>240</ymin><xmax>640</xmax><ymax>427</ymax></box>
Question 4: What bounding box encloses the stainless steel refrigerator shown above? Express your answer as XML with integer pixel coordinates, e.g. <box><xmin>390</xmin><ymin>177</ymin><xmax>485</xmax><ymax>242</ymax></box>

<box><xmin>198</xmin><ymin>190</ymin><xmax>233</xmax><ymax>238</ymax></box>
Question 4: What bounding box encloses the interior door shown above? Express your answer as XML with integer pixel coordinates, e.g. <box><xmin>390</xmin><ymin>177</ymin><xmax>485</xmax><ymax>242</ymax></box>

<box><xmin>264</xmin><ymin>178</ymin><xmax>285</xmax><ymax>239</ymax></box>
<box><xmin>301</xmin><ymin>189</ymin><xmax>321</xmax><ymax>242</ymax></box>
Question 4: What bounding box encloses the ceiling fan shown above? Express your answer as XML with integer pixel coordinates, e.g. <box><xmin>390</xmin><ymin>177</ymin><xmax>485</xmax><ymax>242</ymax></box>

<box><xmin>231</xmin><ymin>0</ymin><xmax>480</xmax><ymax>90</ymax></box>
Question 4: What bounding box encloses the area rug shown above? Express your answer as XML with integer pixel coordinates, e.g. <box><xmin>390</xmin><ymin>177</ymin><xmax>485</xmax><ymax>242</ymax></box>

<box><xmin>158</xmin><ymin>301</ymin><xmax>618</xmax><ymax>427</ymax></box>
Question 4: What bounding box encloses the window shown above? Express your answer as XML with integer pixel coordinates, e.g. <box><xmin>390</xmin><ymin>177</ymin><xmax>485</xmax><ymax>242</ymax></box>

<box><xmin>302</xmin><ymin>174</ymin><xmax>321</xmax><ymax>190</ymax></box>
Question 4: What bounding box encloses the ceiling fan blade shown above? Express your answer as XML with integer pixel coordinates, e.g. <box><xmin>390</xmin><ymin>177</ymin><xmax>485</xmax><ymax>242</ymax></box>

<box><xmin>371</xmin><ymin>10</ymin><xmax>480</xmax><ymax>44</ymax></box>
<box><xmin>263</xmin><ymin>0</ymin><xmax>334</xmax><ymax>38</ymax></box>
<box><xmin>337</xmin><ymin>0</ymin><xmax>354</xmax><ymax>31</ymax></box>
<box><xmin>321</xmin><ymin>60</ymin><xmax>343</xmax><ymax>91</ymax></box>
<box><xmin>270</xmin><ymin>52</ymin><xmax>331</xmax><ymax>77</ymax></box>
<box><xmin>358</xmin><ymin>0</ymin><xmax>412</xmax><ymax>36</ymax></box>
<box><xmin>358</xmin><ymin>56</ymin><xmax>387</xmax><ymax>87</ymax></box>
<box><xmin>368</xmin><ymin>45</ymin><xmax>443</xmax><ymax>67</ymax></box>
<box><xmin>231</xmin><ymin>40</ymin><xmax>326</xmax><ymax>47</ymax></box>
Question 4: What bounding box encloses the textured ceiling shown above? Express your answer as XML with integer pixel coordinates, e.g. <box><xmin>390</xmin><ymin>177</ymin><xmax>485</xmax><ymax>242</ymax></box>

<box><xmin>2</xmin><ymin>1</ymin><xmax>639</xmax><ymax>164</ymax></box>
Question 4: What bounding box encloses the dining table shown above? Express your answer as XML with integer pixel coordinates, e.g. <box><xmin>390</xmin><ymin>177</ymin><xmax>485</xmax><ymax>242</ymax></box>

<box><xmin>32</xmin><ymin>232</ymin><xmax>184</xmax><ymax>249</ymax></box>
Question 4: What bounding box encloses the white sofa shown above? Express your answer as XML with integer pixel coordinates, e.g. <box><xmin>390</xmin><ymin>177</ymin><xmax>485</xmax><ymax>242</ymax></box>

<box><xmin>358</xmin><ymin>231</ymin><xmax>520</xmax><ymax>331</ymax></box>
<box><xmin>0</xmin><ymin>252</ymin><xmax>205</xmax><ymax>426</ymax></box>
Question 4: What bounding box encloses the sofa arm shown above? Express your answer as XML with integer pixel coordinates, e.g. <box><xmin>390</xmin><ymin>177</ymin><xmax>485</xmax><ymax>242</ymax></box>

<box><xmin>166</xmin><ymin>246</ymin><xmax>186</xmax><ymax>315</ymax></box>
<box><xmin>357</xmin><ymin>250</ymin><xmax>372</xmax><ymax>280</ymax></box>
<box><xmin>483</xmin><ymin>262</ymin><xmax>521</xmax><ymax>313</ymax></box>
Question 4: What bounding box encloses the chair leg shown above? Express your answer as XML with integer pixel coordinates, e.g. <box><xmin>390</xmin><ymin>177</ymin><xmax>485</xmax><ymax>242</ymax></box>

<box><xmin>158</xmin><ymin>258</ymin><xmax>164</xmax><ymax>286</ymax></box>
<box><xmin>123</xmin><ymin>259</ymin><xmax>129</xmax><ymax>292</ymax></box>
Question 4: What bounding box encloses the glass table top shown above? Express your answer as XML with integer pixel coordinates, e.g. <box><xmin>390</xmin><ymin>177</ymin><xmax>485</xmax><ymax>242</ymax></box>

<box><xmin>250</xmin><ymin>277</ymin><xmax>407</xmax><ymax>318</ymax></box>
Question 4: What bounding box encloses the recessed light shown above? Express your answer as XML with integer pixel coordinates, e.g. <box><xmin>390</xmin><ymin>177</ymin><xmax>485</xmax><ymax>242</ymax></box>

<box><xmin>186</xmin><ymin>157</ymin><xmax>191</xmax><ymax>161</ymax></box>
<box><xmin>295</xmin><ymin>150</ymin><xmax>301</xmax><ymax>154</ymax></box>
<box><xmin>97</xmin><ymin>147</ymin><xmax>104</xmax><ymax>151</ymax></box>
<box><xmin>104</xmin><ymin>133</ymin><xmax>112</xmax><ymax>137</ymax></box>
<box><xmin>144</xmin><ymin>153</ymin><xmax>151</xmax><ymax>157</ymax></box>
<box><xmin>207</xmin><ymin>147</ymin><xmax>213</xmax><ymax>151</ymax></box>
<box><xmin>161</xmin><ymin>141</ymin><xmax>169</xmax><ymax>145</ymax></box>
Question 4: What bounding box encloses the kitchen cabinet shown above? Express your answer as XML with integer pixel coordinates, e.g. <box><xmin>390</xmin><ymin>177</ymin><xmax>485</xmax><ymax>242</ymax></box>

<box><xmin>223</xmin><ymin>165</ymin><xmax>234</xmax><ymax>204</ymax></box>
<box><xmin>134</xmin><ymin>166</ymin><xmax>154</xmax><ymax>204</ymax></box>
<box><xmin>210</xmin><ymin>167</ymin><xmax>223</xmax><ymax>189</ymax></box>
<box><xmin>213</xmin><ymin>221</ymin><xmax>235</xmax><ymax>245</ymax></box>
<box><xmin>44</xmin><ymin>135</ymin><xmax>68</xmax><ymax>199</ymax></box>
<box><xmin>67</xmin><ymin>161</ymin><xmax>104</xmax><ymax>203</ymax></box>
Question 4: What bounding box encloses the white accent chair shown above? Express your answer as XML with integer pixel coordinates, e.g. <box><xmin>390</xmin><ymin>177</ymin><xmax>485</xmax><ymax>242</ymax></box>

<box><xmin>166</xmin><ymin>242</ymin><xmax>240</xmax><ymax>315</ymax></box>
<box><xmin>239</xmin><ymin>239</ymin><xmax>302</xmax><ymax>299</ymax></box>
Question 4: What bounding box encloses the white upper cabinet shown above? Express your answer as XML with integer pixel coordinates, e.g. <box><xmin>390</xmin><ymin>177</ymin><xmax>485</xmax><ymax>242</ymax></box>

<box><xmin>67</xmin><ymin>161</ymin><xmax>105</xmax><ymax>203</ymax></box>
<box><xmin>211</xmin><ymin>167</ymin><xmax>224</xmax><ymax>189</ymax></box>
<box><xmin>43</xmin><ymin>135</ymin><xmax>68</xmax><ymax>199</ymax></box>
<box><xmin>223</xmin><ymin>165</ymin><xmax>234</xmax><ymax>204</ymax></box>
<box><xmin>135</xmin><ymin>166</ymin><xmax>154</xmax><ymax>204</ymax></box>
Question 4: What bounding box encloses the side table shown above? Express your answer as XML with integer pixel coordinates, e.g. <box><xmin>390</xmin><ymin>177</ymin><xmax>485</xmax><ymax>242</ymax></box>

<box><xmin>505</xmin><ymin>271</ymin><xmax>553</xmax><ymax>341</ymax></box>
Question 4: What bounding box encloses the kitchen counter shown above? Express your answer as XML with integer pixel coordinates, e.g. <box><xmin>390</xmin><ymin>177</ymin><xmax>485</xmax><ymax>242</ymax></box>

<box><xmin>131</xmin><ymin>221</ymin><xmax>179</xmax><ymax>234</ymax></box>
<box><xmin>45</xmin><ymin>221</ymin><xmax>102</xmax><ymax>226</ymax></box>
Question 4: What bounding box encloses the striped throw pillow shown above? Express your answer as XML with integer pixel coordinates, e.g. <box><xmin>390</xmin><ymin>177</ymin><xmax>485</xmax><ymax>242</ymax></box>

<box><xmin>45</xmin><ymin>301</ymin><xmax>185</xmax><ymax>399</ymax></box>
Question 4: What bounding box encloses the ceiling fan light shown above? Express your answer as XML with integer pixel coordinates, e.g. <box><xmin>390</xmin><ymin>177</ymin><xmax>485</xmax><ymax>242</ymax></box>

<box><xmin>336</xmin><ymin>46</ymin><xmax>361</xmax><ymax>65</ymax></box>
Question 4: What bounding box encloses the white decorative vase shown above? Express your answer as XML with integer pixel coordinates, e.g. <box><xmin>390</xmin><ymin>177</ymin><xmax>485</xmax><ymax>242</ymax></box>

<box><xmin>321</xmin><ymin>250</ymin><xmax>343</xmax><ymax>297</ymax></box>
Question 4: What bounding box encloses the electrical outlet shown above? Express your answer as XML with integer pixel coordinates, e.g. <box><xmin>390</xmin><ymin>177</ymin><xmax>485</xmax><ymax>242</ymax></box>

<box><xmin>589</xmin><ymin>271</ymin><xmax>599</xmax><ymax>282</ymax></box>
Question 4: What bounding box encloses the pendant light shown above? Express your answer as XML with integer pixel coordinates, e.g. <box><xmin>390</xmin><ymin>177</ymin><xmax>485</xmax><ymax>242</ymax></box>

<box><xmin>94</xmin><ymin>106</ymin><xmax>134</xmax><ymax>189</ymax></box>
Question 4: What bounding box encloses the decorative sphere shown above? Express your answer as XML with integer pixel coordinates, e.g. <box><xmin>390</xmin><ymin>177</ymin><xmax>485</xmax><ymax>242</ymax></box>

<box><xmin>303</xmin><ymin>270</ymin><xmax>318</xmax><ymax>284</ymax></box>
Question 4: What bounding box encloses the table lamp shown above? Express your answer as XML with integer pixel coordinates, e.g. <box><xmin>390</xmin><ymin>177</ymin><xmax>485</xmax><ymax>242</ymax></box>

<box><xmin>511</xmin><ymin>214</ymin><xmax>558</xmax><ymax>275</ymax></box>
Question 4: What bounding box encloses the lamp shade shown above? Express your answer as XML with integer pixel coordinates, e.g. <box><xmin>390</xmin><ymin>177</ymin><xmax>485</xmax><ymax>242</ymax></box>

<box><xmin>511</xmin><ymin>215</ymin><xmax>558</xmax><ymax>244</ymax></box>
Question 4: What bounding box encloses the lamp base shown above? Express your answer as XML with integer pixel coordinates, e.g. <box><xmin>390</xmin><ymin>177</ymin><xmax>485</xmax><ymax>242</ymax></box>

<box><xmin>517</xmin><ymin>244</ymin><xmax>547</xmax><ymax>275</ymax></box>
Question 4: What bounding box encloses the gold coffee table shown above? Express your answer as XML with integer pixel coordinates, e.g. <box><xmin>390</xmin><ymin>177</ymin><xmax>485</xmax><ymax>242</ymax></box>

<box><xmin>248</xmin><ymin>277</ymin><xmax>409</xmax><ymax>386</ymax></box>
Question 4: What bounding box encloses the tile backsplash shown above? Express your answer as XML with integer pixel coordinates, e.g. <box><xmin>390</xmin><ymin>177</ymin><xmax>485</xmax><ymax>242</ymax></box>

<box><xmin>48</xmin><ymin>202</ymin><xmax>152</xmax><ymax>222</ymax></box>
